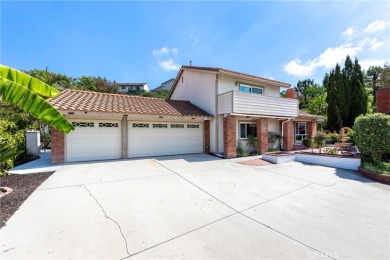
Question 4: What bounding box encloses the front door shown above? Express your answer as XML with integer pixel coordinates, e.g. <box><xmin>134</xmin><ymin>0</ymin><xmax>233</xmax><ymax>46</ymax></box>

<box><xmin>295</xmin><ymin>122</ymin><xmax>307</xmax><ymax>144</ymax></box>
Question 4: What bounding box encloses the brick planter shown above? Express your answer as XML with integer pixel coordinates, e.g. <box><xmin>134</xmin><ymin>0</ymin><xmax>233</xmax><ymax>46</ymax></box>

<box><xmin>358</xmin><ymin>167</ymin><xmax>390</xmax><ymax>185</ymax></box>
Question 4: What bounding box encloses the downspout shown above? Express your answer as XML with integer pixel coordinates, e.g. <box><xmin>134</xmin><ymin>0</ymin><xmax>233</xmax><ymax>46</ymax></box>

<box><xmin>215</xmin><ymin>74</ymin><xmax>219</xmax><ymax>154</ymax></box>
<box><xmin>281</xmin><ymin>118</ymin><xmax>292</xmax><ymax>151</ymax></box>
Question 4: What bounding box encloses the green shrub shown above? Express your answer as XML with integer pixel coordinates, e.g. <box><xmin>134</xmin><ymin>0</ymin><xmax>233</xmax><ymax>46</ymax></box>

<box><xmin>268</xmin><ymin>148</ymin><xmax>279</xmax><ymax>152</ymax></box>
<box><xmin>353</xmin><ymin>113</ymin><xmax>390</xmax><ymax>162</ymax></box>
<box><xmin>247</xmin><ymin>135</ymin><xmax>257</xmax><ymax>152</ymax></box>
<box><xmin>236</xmin><ymin>141</ymin><xmax>244</xmax><ymax>157</ymax></box>
<box><xmin>302</xmin><ymin>138</ymin><xmax>313</xmax><ymax>147</ymax></box>
<box><xmin>329</xmin><ymin>133</ymin><xmax>340</xmax><ymax>142</ymax></box>
<box><xmin>313</xmin><ymin>132</ymin><xmax>329</xmax><ymax>152</ymax></box>
<box><xmin>362</xmin><ymin>162</ymin><xmax>390</xmax><ymax>175</ymax></box>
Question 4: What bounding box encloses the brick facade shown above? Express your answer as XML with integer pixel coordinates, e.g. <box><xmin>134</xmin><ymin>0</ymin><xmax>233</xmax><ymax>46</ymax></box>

<box><xmin>307</xmin><ymin>120</ymin><xmax>317</xmax><ymax>139</ymax></box>
<box><xmin>51</xmin><ymin>127</ymin><xmax>65</xmax><ymax>164</ymax></box>
<box><xmin>376</xmin><ymin>87</ymin><xmax>390</xmax><ymax>114</ymax></box>
<box><xmin>223</xmin><ymin>116</ymin><xmax>236</xmax><ymax>158</ymax></box>
<box><xmin>204</xmin><ymin>120</ymin><xmax>210</xmax><ymax>153</ymax></box>
<box><xmin>283</xmin><ymin>120</ymin><xmax>294</xmax><ymax>151</ymax></box>
<box><xmin>256</xmin><ymin>118</ymin><xmax>268</xmax><ymax>154</ymax></box>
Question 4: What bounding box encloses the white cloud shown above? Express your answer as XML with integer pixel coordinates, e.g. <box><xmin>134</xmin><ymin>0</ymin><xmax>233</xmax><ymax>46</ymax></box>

<box><xmin>313</xmin><ymin>44</ymin><xmax>363</xmax><ymax>69</ymax></box>
<box><xmin>284</xmin><ymin>44</ymin><xmax>363</xmax><ymax>76</ymax></box>
<box><xmin>359</xmin><ymin>59</ymin><xmax>386</xmax><ymax>71</ymax></box>
<box><xmin>152</xmin><ymin>46</ymin><xmax>179</xmax><ymax>56</ymax></box>
<box><xmin>284</xmin><ymin>59</ymin><xmax>315</xmax><ymax>76</ymax></box>
<box><xmin>364</xmin><ymin>20</ymin><xmax>390</xmax><ymax>33</ymax></box>
<box><xmin>284</xmin><ymin>19</ymin><xmax>390</xmax><ymax>77</ymax></box>
<box><xmin>158</xmin><ymin>59</ymin><xmax>180</xmax><ymax>71</ymax></box>
<box><xmin>342</xmin><ymin>27</ymin><xmax>355</xmax><ymax>37</ymax></box>
<box><xmin>369</xmin><ymin>38</ymin><xmax>385</xmax><ymax>50</ymax></box>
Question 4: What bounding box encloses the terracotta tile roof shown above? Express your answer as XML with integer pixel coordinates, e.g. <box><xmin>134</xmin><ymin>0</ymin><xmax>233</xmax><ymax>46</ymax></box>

<box><xmin>49</xmin><ymin>90</ymin><xmax>212</xmax><ymax>117</ymax></box>
<box><xmin>181</xmin><ymin>66</ymin><xmax>291</xmax><ymax>87</ymax></box>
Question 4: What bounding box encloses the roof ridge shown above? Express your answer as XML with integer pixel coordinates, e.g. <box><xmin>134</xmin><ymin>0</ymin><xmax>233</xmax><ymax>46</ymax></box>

<box><xmin>62</xmin><ymin>89</ymin><xmax>166</xmax><ymax>101</ymax></box>
<box><xmin>180</xmin><ymin>65</ymin><xmax>290</xmax><ymax>86</ymax></box>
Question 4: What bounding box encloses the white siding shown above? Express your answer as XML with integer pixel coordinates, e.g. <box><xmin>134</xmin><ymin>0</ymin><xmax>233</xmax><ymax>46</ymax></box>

<box><xmin>268</xmin><ymin>119</ymin><xmax>280</xmax><ymax>133</ymax></box>
<box><xmin>217</xmin><ymin>91</ymin><xmax>233</xmax><ymax>114</ymax></box>
<box><xmin>218</xmin><ymin>75</ymin><xmax>281</xmax><ymax>97</ymax></box>
<box><xmin>218</xmin><ymin>91</ymin><xmax>298</xmax><ymax>118</ymax></box>
<box><xmin>170</xmin><ymin>70</ymin><xmax>216</xmax><ymax>115</ymax></box>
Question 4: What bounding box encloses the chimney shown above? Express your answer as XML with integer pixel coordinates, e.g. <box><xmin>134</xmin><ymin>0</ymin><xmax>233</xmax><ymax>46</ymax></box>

<box><xmin>190</xmin><ymin>60</ymin><xmax>192</xmax><ymax>66</ymax></box>
<box><xmin>286</xmin><ymin>88</ymin><xmax>295</xmax><ymax>98</ymax></box>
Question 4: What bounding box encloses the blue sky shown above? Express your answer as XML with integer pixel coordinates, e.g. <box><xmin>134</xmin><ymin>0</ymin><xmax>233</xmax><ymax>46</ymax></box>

<box><xmin>2</xmin><ymin>1</ymin><xmax>389</xmax><ymax>89</ymax></box>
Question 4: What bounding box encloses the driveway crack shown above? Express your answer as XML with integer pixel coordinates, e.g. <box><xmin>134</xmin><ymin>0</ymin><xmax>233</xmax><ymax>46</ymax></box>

<box><xmin>83</xmin><ymin>185</ymin><xmax>131</xmax><ymax>257</ymax></box>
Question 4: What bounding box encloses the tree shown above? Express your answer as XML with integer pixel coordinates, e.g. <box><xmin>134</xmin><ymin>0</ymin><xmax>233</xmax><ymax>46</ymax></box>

<box><xmin>25</xmin><ymin>67</ymin><xmax>73</xmax><ymax>91</ymax></box>
<box><xmin>73</xmin><ymin>76</ymin><xmax>96</xmax><ymax>91</ymax></box>
<box><xmin>349</xmin><ymin>58</ymin><xmax>367</xmax><ymax>125</ymax></box>
<box><xmin>93</xmin><ymin>77</ymin><xmax>118</xmax><ymax>93</ymax></box>
<box><xmin>325</xmin><ymin>56</ymin><xmax>367</xmax><ymax>130</ymax></box>
<box><xmin>326</xmin><ymin>64</ymin><xmax>346</xmax><ymax>130</ymax></box>
<box><xmin>294</xmin><ymin>79</ymin><xmax>315</xmax><ymax>108</ymax></box>
<box><xmin>0</xmin><ymin>65</ymin><xmax>74</xmax><ymax>134</ymax></box>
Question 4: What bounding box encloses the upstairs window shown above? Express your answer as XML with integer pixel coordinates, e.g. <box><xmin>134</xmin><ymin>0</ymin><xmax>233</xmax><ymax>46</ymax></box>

<box><xmin>239</xmin><ymin>84</ymin><xmax>263</xmax><ymax>94</ymax></box>
<box><xmin>239</xmin><ymin>123</ymin><xmax>257</xmax><ymax>139</ymax></box>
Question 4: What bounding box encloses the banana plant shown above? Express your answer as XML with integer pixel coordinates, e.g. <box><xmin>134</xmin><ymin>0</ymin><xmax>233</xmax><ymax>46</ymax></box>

<box><xmin>0</xmin><ymin>144</ymin><xmax>24</xmax><ymax>172</ymax></box>
<box><xmin>0</xmin><ymin>65</ymin><xmax>74</xmax><ymax>133</ymax></box>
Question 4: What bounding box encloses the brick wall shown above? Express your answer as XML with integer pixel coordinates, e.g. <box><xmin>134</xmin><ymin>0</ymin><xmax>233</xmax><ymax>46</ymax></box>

<box><xmin>51</xmin><ymin>127</ymin><xmax>65</xmax><ymax>164</ymax></box>
<box><xmin>204</xmin><ymin>120</ymin><xmax>210</xmax><ymax>153</ymax></box>
<box><xmin>307</xmin><ymin>120</ymin><xmax>317</xmax><ymax>139</ymax></box>
<box><xmin>283</xmin><ymin>120</ymin><xmax>294</xmax><ymax>151</ymax></box>
<box><xmin>286</xmin><ymin>88</ymin><xmax>295</xmax><ymax>98</ymax></box>
<box><xmin>376</xmin><ymin>87</ymin><xmax>390</xmax><ymax>114</ymax></box>
<box><xmin>223</xmin><ymin>116</ymin><xmax>236</xmax><ymax>158</ymax></box>
<box><xmin>256</xmin><ymin>118</ymin><xmax>268</xmax><ymax>154</ymax></box>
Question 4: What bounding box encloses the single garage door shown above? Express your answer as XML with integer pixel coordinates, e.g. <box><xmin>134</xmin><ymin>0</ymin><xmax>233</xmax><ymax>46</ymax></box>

<box><xmin>66</xmin><ymin>120</ymin><xmax>121</xmax><ymax>162</ymax></box>
<box><xmin>128</xmin><ymin>121</ymin><xmax>203</xmax><ymax>158</ymax></box>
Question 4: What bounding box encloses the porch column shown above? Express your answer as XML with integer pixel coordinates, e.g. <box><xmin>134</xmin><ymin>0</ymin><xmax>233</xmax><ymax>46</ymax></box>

<box><xmin>283</xmin><ymin>120</ymin><xmax>294</xmax><ymax>151</ymax></box>
<box><xmin>204</xmin><ymin>120</ymin><xmax>210</xmax><ymax>153</ymax></box>
<box><xmin>121</xmin><ymin>116</ymin><xmax>128</xmax><ymax>158</ymax></box>
<box><xmin>223</xmin><ymin>116</ymin><xmax>236</xmax><ymax>158</ymax></box>
<box><xmin>256</xmin><ymin>118</ymin><xmax>268</xmax><ymax>154</ymax></box>
<box><xmin>51</xmin><ymin>127</ymin><xmax>65</xmax><ymax>164</ymax></box>
<box><xmin>307</xmin><ymin>120</ymin><xmax>317</xmax><ymax>139</ymax></box>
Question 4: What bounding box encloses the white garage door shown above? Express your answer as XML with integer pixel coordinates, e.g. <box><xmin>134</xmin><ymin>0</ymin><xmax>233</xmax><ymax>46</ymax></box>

<box><xmin>128</xmin><ymin>121</ymin><xmax>203</xmax><ymax>158</ymax></box>
<box><xmin>66</xmin><ymin>120</ymin><xmax>121</xmax><ymax>162</ymax></box>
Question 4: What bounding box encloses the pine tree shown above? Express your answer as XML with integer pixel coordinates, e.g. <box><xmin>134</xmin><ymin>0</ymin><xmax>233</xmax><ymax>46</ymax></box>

<box><xmin>350</xmin><ymin>58</ymin><xmax>367</xmax><ymax>125</ymax></box>
<box><xmin>342</xmin><ymin>56</ymin><xmax>353</xmax><ymax>126</ymax></box>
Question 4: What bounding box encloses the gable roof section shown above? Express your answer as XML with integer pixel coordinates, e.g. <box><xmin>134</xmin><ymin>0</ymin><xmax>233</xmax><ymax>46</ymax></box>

<box><xmin>49</xmin><ymin>90</ymin><xmax>211</xmax><ymax>117</ymax></box>
<box><xmin>168</xmin><ymin>65</ymin><xmax>291</xmax><ymax>99</ymax></box>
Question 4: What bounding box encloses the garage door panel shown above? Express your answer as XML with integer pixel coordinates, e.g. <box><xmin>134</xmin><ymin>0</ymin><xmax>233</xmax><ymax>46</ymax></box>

<box><xmin>128</xmin><ymin>121</ymin><xmax>203</xmax><ymax>158</ymax></box>
<box><xmin>66</xmin><ymin>120</ymin><xmax>121</xmax><ymax>162</ymax></box>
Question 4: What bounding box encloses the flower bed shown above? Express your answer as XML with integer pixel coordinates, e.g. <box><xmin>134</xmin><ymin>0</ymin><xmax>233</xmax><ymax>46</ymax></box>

<box><xmin>358</xmin><ymin>167</ymin><xmax>390</xmax><ymax>185</ymax></box>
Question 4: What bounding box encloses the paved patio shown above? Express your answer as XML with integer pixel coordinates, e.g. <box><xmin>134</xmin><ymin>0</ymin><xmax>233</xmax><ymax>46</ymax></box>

<box><xmin>1</xmin><ymin>154</ymin><xmax>389</xmax><ymax>259</ymax></box>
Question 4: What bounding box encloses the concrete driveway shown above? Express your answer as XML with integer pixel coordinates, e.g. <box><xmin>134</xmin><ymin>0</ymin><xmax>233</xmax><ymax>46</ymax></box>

<box><xmin>1</xmin><ymin>154</ymin><xmax>389</xmax><ymax>259</ymax></box>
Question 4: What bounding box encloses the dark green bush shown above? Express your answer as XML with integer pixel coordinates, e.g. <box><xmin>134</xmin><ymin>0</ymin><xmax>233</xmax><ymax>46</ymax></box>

<box><xmin>353</xmin><ymin>113</ymin><xmax>390</xmax><ymax>162</ymax></box>
<box><xmin>302</xmin><ymin>138</ymin><xmax>313</xmax><ymax>147</ymax></box>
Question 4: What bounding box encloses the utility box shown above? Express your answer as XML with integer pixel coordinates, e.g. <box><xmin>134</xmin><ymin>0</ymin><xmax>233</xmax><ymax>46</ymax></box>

<box><xmin>26</xmin><ymin>130</ymin><xmax>41</xmax><ymax>156</ymax></box>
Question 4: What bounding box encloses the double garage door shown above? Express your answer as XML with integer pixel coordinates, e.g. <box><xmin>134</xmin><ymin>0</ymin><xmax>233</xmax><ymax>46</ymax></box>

<box><xmin>66</xmin><ymin>120</ymin><xmax>203</xmax><ymax>162</ymax></box>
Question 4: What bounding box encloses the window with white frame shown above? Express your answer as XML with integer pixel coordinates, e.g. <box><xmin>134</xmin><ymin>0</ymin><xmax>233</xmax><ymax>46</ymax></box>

<box><xmin>239</xmin><ymin>84</ymin><xmax>263</xmax><ymax>94</ymax></box>
<box><xmin>239</xmin><ymin>123</ymin><xmax>257</xmax><ymax>139</ymax></box>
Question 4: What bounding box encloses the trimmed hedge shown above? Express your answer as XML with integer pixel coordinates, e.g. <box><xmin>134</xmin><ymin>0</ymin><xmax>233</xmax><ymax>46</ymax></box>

<box><xmin>353</xmin><ymin>113</ymin><xmax>390</xmax><ymax>162</ymax></box>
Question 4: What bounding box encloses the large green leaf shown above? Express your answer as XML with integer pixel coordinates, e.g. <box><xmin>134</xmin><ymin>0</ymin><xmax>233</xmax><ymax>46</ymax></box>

<box><xmin>0</xmin><ymin>64</ymin><xmax>60</xmax><ymax>98</ymax></box>
<box><xmin>0</xmin><ymin>78</ymin><xmax>74</xmax><ymax>133</ymax></box>
<box><xmin>0</xmin><ymin>144</ymin><xmax>23</xmax><ymax>164</ymax></box>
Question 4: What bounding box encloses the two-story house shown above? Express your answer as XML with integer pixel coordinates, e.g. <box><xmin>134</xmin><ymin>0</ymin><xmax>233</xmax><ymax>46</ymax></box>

<box><xmin>168</xmin><ymin>66</ymin><xmax>321</xmax><ymax>158</ymax></box>
<box><xmin>117</xmin><ymin>83</ymin><xmax>149</xmax><ymax>93</ymax></box>
<box><xmin>49</xmin><ymin>65</ymin><xmax>321</xmax><ymax>164</ymax></box>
